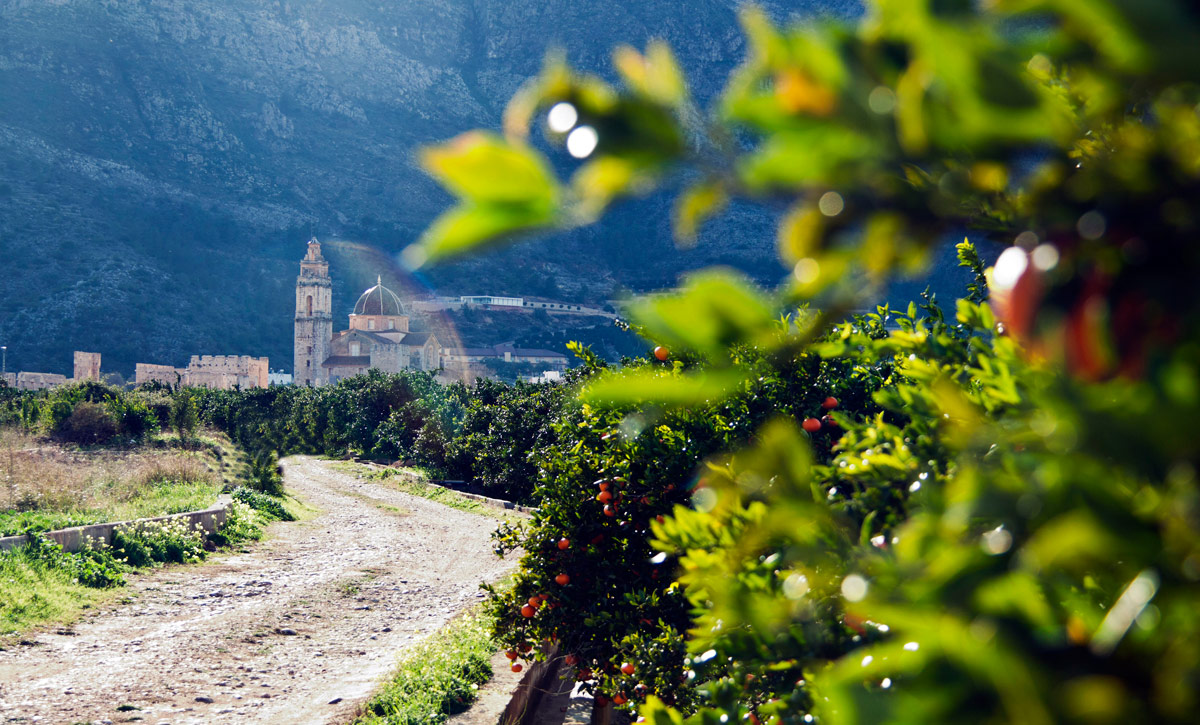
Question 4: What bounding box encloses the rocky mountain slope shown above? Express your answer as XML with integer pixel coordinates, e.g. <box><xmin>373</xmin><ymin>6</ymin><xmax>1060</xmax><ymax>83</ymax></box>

<box><xmin>0</xmin><ymin>0</ymin><xmax>872</xmax><ymax>376</ymax></box>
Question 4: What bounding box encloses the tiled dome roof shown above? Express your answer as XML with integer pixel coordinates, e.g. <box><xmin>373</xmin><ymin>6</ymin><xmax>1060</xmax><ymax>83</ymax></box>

<box><xmin>353</xmin><ymin>277</ymin><xmax>405</xmax><ymax>316</ymax></box>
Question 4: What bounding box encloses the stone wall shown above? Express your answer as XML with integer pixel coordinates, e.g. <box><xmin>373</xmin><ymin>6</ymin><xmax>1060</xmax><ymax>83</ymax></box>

<box><xmin>186</xmin><ymin>355</ymin><xmax>269</xmax><ymax>390</ymax></box>
<box><xmin>135</xmin><ymin>363</ymin><xmax>184</xmax><ymax>387</ymax></box>
<box><xmin>73</xmin><ymin>351</ymin><xmax>102</xmax><ymax>381</ymax></box>
<box><xmin>16</xmin><ymin>372</ymin><xmax>68</xmax><ymax>390</ymax></box>
<box><xmin>369</xmin><ymin>343</ymin><xmax>405</xmax><ymax>373</ymax></box>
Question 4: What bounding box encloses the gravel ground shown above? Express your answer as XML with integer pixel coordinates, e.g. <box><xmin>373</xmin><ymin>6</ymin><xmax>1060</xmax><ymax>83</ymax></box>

<box><xmin>0</xmin><ymin>456</ymin><xmax>518</xmax><ymax>724</ymax></box>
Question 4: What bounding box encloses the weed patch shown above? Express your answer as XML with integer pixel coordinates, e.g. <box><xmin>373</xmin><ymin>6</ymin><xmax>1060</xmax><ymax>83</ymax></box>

<box><xmin>331</xmin><ymin>462</ymin><xmax>507</xmax><ymax>520</ymax></box>
<box><xmin>353</xmin><ymin>609</ymin><xmax>496</xmax><ymax>725</ymax></box>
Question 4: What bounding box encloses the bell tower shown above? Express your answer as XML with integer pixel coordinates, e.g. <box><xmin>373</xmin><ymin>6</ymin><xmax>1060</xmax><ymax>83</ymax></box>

<box><xmin>294</xmin><ymin>237</ymin><xmax>333</xmax><ymax>385</ymax></box>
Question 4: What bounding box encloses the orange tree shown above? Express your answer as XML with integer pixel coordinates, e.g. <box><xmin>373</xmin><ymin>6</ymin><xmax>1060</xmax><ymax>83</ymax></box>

<box><xmin>407</xmin><ymin>1</ymin><xmax>1200</xmax><ymax>722</ymax></box>
<box><xmin>484</xmin><ymin>316</ymin><xmax>899</xmax><ymax>706</ymax></box>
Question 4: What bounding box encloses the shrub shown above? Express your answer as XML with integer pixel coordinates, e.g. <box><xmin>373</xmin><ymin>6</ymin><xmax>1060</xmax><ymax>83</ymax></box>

<box><xmin>21</xmin><ymin>533</ymin><xmax>125</xmax><ymax>589</ymax></box>
<box><xmin>208</xmin><ymin>500</ymin><xmax>265</xmax><ymax>547</ymax></box>
<box><xmin>55</xmin><ymin>402</ymin><xmax>118</xmax><ymax>445</ymax></box>
<box><xmin>111</xmin><ymin>518</ymin><xmax>207</xmax><ymax>567</ymax></box>
<box><xmin>138</xmin><ymin>391</ymin><xmax>174</xmax><ymax>430</ymax></box>
<box><xmin>170</xmin><ymin>391</ymin><xmax>199</xmax><ymax>439</ymax></box>
<box><xmin>246</xmin><ymin>449</ymin><xmax>285</xmax><ymax>497</ymax></box>
<box><xmin>231</xmin><ymin>486</ymin><xmax>294</xmax><ymax>522</ymax></box>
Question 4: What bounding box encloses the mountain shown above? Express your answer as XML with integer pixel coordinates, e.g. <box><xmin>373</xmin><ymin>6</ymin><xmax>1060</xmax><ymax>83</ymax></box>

<box><xmin>0</xmin><ymin>0</ymin><xmax>873</xmax><ymax>377</ymax></box>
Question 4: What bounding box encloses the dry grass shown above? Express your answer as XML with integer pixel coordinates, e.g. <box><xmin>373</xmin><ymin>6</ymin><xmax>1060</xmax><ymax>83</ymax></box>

<box><xmin>0</xmin><ymin>427</ymin><xmax>221</xmax><ymax>535</ymax></box>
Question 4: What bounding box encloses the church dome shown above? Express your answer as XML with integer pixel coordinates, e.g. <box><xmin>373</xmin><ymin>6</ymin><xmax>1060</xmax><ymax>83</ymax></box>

<box><xmin>353</xmin><ymin>277</ymin><xmax>405</xmax><ymax>316</ymax></box>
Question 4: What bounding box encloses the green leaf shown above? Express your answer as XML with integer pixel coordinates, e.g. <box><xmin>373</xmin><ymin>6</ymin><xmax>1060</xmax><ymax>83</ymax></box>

<box><xmin>579</xmin><ymin>368</ymin><xmax>751</xmax><ymax>407</ymax></box>
<box><xmin>624</xmin><ymin>270</ymin><xmax>778</xmax><ymax>359</ymax></box>
<box><xmin>421</xmin><ymin>131</ymin><xmax>559</xmax><ymax>206</ymax></box>
<box><xmin>409</xmin><ymin>132</ymin><xmax>561</xmax><ymax>264</ymax></box>
<box><xmin>408</xmin><ymin>203</ymin><xmax>558</xmax><ymax>266</ymax></box>
<box><xmin>613</xmin><ymin>41</ymin><xmax>688</xmax><ymax>107</ymax></box>
<box><xmin>673</xmin><ymin>180</ymin><xmax>728</xmax><ymax>246</ymax></box>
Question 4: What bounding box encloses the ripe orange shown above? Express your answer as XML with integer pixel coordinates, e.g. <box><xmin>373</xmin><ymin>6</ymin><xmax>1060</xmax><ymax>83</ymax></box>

<box><xmin>653</xmin><ymin>346</ymin><xmax>669</xmax><ymax>361</ymax></box>
<box><xmin>505</xmin><ymin>650</ymin><xmax>518</xmax><ymax>660</ymax></box>
<box><xmin>557</xmin><ymin>538</ymin><xmax>570</xmax><ymax>550</ymax></box>
<box><xmin>802</xmin><ymin>417</ymin><xmax>822</xmax><ymax>433</ymax></box>
<box><xmin>511</xmin><ymin>663</ymin><xmax>523</xmax><ymax>673</ymax></box>
<box><xmin>603</xmin><ymin>504</ymin><xmax>616</xmax><ymax>517</ymax></box>
<box><xmin>613</xmin><ymin>693</ymin><xmax>628</xmax><ymax>705</ymax></box>
<box><xmin>822</xmin><ymin>396</ymin><xmax>839</xmax><ymax>409</ymax></box>
<box><xmin>599</xmin><ymin>481</ymin><xmax>610</xmax><ymax>492</ymax></box>
<box><xmin>597</xmin><ymin>490</ymin><xmax>613</xmax><ymax>503</ymax></box>
<box><xmin>555</xmin><ymin>573</ymin><xmax>570</xmax><ymax>585</ymax></box>
<box><xmin>620</xmin><ymin>662</ymin><xmax>635</xmax><ymax>675</ymax></box>
<box><xmin>521</xmin><ymin>604</ymin><xmax>536</xmax><ymax>618</ymax></box>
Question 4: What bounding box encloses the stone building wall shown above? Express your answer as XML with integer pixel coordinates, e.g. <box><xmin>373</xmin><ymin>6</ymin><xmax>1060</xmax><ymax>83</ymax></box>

<box><xmin>186</xmin><ymin>355</ymin><xmax>269</xmax><ymax>390</ymax></box>
<box><xmin>135</xmin><ymin>363</ymin><xmax>184</xmax><ymax>387</ymax></box>
<box><xmin>369</xmin><ymin>344</ymin><xmax>405</xmax><ymax>374</ymax></box>
<box><xmin>73</xmin><ymin>351</ymin><xmax>101</xmax><ymax>381</ymax></box>
<box><xmin>16</xmin><ymin>372</ymin><xmax>68</xmax><ymax>390</ymax></box>
<box><xmin>295</xmin><ymin>239</ymin><xmax>333</xmax><ymax>386</ymax></box>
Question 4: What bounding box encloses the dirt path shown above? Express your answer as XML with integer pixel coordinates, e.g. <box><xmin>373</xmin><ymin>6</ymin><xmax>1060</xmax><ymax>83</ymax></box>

<box><xmin>0</xmin><ymin>456</ymin><xmax>518</xmax><ymax>724</ymax></box>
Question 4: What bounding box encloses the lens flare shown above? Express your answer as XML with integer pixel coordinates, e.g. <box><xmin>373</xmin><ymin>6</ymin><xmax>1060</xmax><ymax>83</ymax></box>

<box><xmin>566</xmin><ymin>125</ymin><xmax>599</xmax><ymax>159</ymax></box>
<box><xmin>547</xmin><ymin>102</ymin><xmax>578</xmax><ymax>133</ymax></box>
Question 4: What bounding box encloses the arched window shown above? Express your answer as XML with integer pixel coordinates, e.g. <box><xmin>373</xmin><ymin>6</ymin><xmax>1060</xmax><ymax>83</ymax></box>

<box><xmin>307</xmin><ymin>295</ymin><xmax>313</xmax><ymax>316</ymax></box>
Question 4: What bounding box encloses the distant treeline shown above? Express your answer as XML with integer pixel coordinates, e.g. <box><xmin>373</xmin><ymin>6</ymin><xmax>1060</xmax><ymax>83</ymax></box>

<box><xmin>190</xmin><ymin>368</ymin><xmax>570</xmax><ymax>503</ymax></box>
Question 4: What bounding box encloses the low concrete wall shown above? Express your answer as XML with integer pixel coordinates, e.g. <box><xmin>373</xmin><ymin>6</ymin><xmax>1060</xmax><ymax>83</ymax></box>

<box><xmin>0</xmin><ymin>495</ymin><xmax>233</xmax><ymax>554</ymax></box>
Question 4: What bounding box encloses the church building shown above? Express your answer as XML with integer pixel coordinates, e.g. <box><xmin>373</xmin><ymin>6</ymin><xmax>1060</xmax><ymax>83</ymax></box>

<box><xmin>293</xmin><ymin>238</ymin><xmax>441</xmax><ymax>385</ymax></box>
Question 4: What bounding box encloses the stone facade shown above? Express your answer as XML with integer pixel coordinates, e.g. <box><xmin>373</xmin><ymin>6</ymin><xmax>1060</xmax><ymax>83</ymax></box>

<box><xmin>135</xmin><ymin>363</ymin><xmax>184</xmax><ymax>387</ymax></box>
<box><xmin>186</xmin><ymin>355</ymin><xmax>269</xmax><ymax>390</ymax></box>
<box><xmin>73</xmin><ymin>351</ymin><xmax>101</xmax><ymax>381</ymax></box>
<box><xmin>133</xmin><ymin>356</ymin><xmax>268</xmax><ymax>390</ymax></box>
<box><xmin>16</xmin><ymin>371</ymin><xmax>68</xmax><ymax>390</ymax></box>
<box><xmin>294</xmin><ymin>240</ymin><xmax>441</xmax><ymax>386</ymax></box>
<box><xmin>294</xmin><ymin>238</ymin><xmax>333</xmax><ymax>386</ymax></box>
<box><xmin>1</xmin><ymin>350</ymin><xmax>102</xmax><ymax>391</ymax></box>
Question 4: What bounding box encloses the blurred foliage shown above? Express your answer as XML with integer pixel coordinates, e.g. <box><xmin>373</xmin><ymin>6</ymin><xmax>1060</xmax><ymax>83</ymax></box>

<box><xmin>412</xmin><ymin>1</ymin><xmax>1200</xmax><ymax>724</ymax></box>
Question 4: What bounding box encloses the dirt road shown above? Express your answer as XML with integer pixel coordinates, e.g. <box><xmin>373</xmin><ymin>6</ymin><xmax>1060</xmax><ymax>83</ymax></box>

<box><xmin>0</xmin><ymin>457</ymin><xmax>518</xmax><ymax>724</ymax></box>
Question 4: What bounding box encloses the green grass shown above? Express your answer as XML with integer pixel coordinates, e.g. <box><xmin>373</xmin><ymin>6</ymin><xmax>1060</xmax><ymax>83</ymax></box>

<box><xmin>0</xmin><ymin>479</ymin><xmax>220</xmax><ymax>536</ymax></box>
<box><xmin>353</xmin><ymin>610</ymin><xmax>497</xmax><ymax>725</ymax></box>
<box><xmin>0</xmin><ymin>548</ymin><xmax>115</xmax><ymax>636</ymax></box>
<box><xmin>330</xmin><ymin>462</ymin><xmax>509</xmax><ymax>520</ymax></box>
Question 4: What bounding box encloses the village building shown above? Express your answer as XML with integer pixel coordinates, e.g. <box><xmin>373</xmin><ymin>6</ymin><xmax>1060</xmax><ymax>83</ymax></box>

<box><xmin>293</xmin><ymin>238</ymin><xmax>441</xmax><ymax>386</ymax></box>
